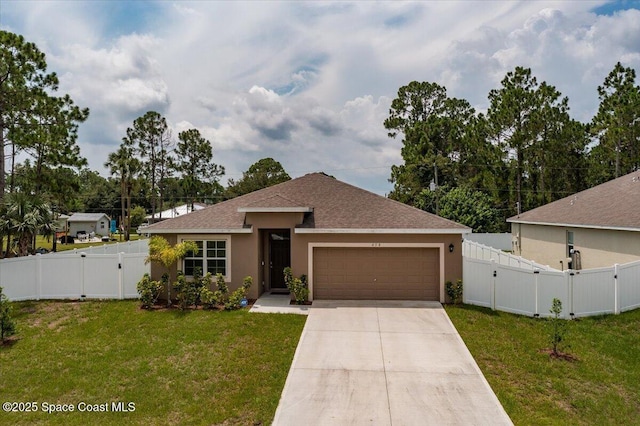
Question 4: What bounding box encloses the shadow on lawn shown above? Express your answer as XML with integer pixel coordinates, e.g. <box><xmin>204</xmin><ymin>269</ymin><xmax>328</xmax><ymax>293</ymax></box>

<box><xmin>448</xmin><ymin>303</ymin><xmax>500</xmax><ymax>316</ymax></box>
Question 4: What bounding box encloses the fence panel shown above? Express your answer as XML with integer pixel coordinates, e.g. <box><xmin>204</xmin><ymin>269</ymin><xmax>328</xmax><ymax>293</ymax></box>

<box><xmin>495</xmin><ymin>265</ymin><xmax>536</xmax><ymax>316</ymax></box>
<box><xmin>618</xmin><ymin>261</ymin><xmax>640</xmax><ymax>312</ymax></box>
<box><xmin>39</xmin><ymin>255</ymin><xmax>83</xmax><ymax>299</ymax></box>
<box><xmin>122</xmin><ymin>253</ymin><xmax>149</xmax><ymax>299</ymax></box>
<box><xmin>572</xmin><ymin>268</ymin><xmax>615</xmax><ymax>317</ymax></box>
<box><xmin>0</xmin><ymin>257</ymin><xmax>38</xmax><ymax>301</ymax></box>
<box><xmin>51</xmin><ymin>239</ymin><xmax>149</xmax><ymax>256</ymax></box>
<box><xmin>463</xmin><ymin>258</ymin><xmax>493</xmax><ymax>308</ymax></box>
<box><xmin>536</xmin><ymin>270</ymin><xmax>569</xmax><ymax>318</ymax></box>
<box><xmin>83</xmin><ymin>255</ymin><xmax>120</xmax><ymax>298</ymax></box>
<box><xmin>464</xmin><ymin>233</ymin><xmax>512</xmax><ymax>251</ymax></box>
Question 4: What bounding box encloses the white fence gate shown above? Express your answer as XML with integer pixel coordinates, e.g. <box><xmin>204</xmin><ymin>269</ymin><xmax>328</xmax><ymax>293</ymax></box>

<box><xmin>0</xmin><ymin>252</ymin><xmax>149</xmax><ymax>301</ymax></box>
<box><xmin>463</xmin><ymin>240</ymin><xmax>640</xmax><ymax>318</ymax></box>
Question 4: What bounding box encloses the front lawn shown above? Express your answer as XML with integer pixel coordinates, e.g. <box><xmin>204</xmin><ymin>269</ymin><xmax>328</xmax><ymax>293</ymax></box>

<box><xmin>446</xmin><ymin>304</ymin><xmax>640</xmax><ymax>425</ymax></box>
<box><xmin>0</xmin><ymin>301</ymin><xmax>306</xmax><ymax>425</ymax></box>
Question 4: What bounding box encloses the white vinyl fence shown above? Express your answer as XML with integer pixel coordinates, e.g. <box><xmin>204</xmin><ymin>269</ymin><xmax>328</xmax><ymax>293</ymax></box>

<box><xmin>51</xmin><ymin>238</ymin><xmax>149</xmax><ymax>255</ymax></box>
<box><xmin>0</xmin><ymin>251</ymin><xmax>149</xmax><ymax>301</ymax></box>
<box><xmin>463</xmin><ymin>233</ymin><xmax>512</xmax><ymax>251</ymax></box>
<box><xmin>463</xmin><ymin>240</ymin><xmax>558</xmax><ymax>271</ymax></box>
<box><xmin>463</xmin><ymin>240</ymin><xmax>640</xmax><ymax>318</ymax></box>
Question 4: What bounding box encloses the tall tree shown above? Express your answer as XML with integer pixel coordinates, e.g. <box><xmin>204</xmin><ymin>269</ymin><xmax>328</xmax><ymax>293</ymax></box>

<box><xmin>384</xmin><ymin>81</ymin><xmax>490</xmax><ymax>207</ymax></box>
<box><xmin>123</xmin><ymin>111</ymin><xmax>173</xmax><ymax>221</ymax></box>
<box><xmin>175</xmin><ymin>129</ymin><xmax>224</xmax><ymax>208</ymax></box>
<box><xmin>13</xmin><ymin>94</ymin><xmax>88</xmax><ymax>194</ymax></box>
<box><xmin>225</xmin><ymin>158</ymin><xmax>290</xmax><ymax>199</ymax></box>
<box><xmin>487</xmin><ymin>67</ymin><xmax>542</xmax><ymax>214</ymax></box>
<box><xmin>106</xmin><ymin>143</ymin><xmax>140</xmax><ymax>241</ymax></box>
<box><xmin>589</xmin><ymin>62</ymin><xmax>640</xmax><ymax>184</ymax></box>
<box><xmin>0</xmin><ymin>30</ymin><xmax>88</xmax><ymax>198</ymax></box>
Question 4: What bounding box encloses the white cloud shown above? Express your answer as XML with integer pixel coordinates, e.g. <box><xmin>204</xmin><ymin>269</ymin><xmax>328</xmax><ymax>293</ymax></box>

<box><xmin>2</xmin><ymin>1</ymin><xmax>639</xmax><ymax>194</ymax></box>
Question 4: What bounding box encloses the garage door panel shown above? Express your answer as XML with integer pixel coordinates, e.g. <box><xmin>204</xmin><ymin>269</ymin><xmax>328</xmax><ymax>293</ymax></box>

<box><xmin>313</xmin><ymin>247</ymin><xmax>440</xmax><ymax>301</ymax></box>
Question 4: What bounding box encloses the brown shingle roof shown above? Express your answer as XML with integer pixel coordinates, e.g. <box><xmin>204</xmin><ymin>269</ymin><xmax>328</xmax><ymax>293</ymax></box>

<box><xmin>146</xmin><ymin>173</ymin><xmax>469</xmax><ymax>233</ymax></box>
<box><xmin>508</xmin><ymin>171</ymin><xmax>640</xmax><ymax>231</ymax></box>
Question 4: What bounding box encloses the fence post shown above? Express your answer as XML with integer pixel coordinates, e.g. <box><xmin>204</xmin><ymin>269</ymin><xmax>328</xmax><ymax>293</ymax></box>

<box><xmin>567</xmin><ymin>270</ymin><xmax>574</xmax><ymax>319</ymax></box>
<box><xmin>118</xmin><ymin>252</ymin><xmax>124</xmax><ymax>300</ymax></box>
<box><xmin>534</xmin><ymin>270</ymin><xmax>540</xmax><ymax>317</ymax></box>
<box><xmin>80</xmin><ymin>252</ymin><xmax>87</xmax><ymax>298</ymax></box>
<box><xmin>614</xmin><ymin>264</ymin><xmax>620</xmax><ymax>315</ymax></box>
<box><xmin>491</xmin><ymin>259</ymin><xmax>496</xmax><ymax>311</ymax></box>
<box><xmin>36</xmin><ymin>254</ymin><xmax>42</xmax><ymax>300</ymax></box>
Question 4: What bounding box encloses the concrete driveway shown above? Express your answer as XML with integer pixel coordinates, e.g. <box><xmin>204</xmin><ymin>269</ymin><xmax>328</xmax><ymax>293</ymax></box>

<box><xmin>272</xmin><ymin>300</ymin><xmax>512</xmax><ymax>425</ymax></box>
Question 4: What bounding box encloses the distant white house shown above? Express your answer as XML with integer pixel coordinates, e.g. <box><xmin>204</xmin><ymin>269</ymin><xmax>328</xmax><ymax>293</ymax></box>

<box><xmin>68</xmin><ymin>213</ymin><xmax>111</xmax><ymax>237</ymax></box>
<box><xmin>146</xmin><ymin>203</ymin><xmax>206</xmax><ymax>222</ymax></box>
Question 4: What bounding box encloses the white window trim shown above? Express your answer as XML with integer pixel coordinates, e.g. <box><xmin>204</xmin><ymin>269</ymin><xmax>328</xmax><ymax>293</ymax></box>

<box><xmin>307</xmin><ymin>242</ymin><xmax>445</xmax><ymax>303</ymax></box>
<box><xmin>179</xmin><ymin>234</ymin><xmax>231</xmax><ymax>282</ymax></box>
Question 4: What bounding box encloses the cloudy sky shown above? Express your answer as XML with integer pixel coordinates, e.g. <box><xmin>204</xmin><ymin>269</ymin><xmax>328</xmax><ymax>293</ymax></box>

<box><xmin>1</xmin><ymin>0</ymin><xmax>639</xmax><ymax>195</ymax></box>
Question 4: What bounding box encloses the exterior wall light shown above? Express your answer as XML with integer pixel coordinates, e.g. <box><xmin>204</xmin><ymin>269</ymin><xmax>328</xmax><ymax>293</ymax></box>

<box><xmin>449</xmin><ymin>243</ymin><xmax>454</xmax><ymax>253</ymax></box>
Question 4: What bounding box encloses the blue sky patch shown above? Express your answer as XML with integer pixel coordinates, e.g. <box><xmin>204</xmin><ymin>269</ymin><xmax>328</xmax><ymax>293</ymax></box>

<box><xmin>592</xmin><ymin>0</ymin><xmax>640</xmax><ymax>15</ymax></box>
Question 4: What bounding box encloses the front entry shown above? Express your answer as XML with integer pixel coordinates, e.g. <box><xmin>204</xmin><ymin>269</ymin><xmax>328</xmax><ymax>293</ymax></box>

<box><xmin>269</xmin><ymin>230</ymin><xmax>291</xmax><ymax>292</ymax></box>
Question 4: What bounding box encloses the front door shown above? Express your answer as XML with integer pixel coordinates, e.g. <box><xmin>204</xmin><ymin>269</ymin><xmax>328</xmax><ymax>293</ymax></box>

<box><xmin>269</xmin><ymin>230</ymin><xmax>291</xmax><ymax>291</ymax></box>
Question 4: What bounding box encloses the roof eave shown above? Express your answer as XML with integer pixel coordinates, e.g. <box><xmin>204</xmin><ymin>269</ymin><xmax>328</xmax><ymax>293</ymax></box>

<box><xmin>507</xmin><ymin>219</ymin><xmax>640</xmax><ymax>232</ymax></box>
<box><xmin>294</xmin><ymin>228</ymin><xmax>471</xmax><ymax>234</ymax></box>
<box><xmin>145</xmin><ymin>227</ymin><xmax>254</xmax><ymax>234</ymax></box>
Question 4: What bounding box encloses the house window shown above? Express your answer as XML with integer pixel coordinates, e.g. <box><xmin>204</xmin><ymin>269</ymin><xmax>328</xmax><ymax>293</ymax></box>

<box><xmin>567</xmin><ymin>231</ymin><xmax>574</xmax><ymax>257</ymax></box>
<box><xmin>183</xmin><ymin>240</ymin><xmax>227</xmax><ymax>277</ymax></box>
<box><xmin>100</xmin><ymin>221</ymin><xmax>105</xmax><ymax>229</ymax></box>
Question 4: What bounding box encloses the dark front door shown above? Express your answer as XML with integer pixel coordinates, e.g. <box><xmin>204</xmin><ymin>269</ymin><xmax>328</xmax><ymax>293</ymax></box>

<box><xmin>269</xmin><ymin>230</ymin><xmax>291</xmax><ymax>291</ymax></box>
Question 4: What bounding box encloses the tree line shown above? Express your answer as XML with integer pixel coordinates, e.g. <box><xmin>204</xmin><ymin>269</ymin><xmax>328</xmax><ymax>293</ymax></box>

<box><xmin>385</xmin><ymin>63</ymin><xmax>640</xmax><ymax>232</ymax></box>
<box><xmin>0</xmin><ymin>30</ymin><xmax>290</xmax><ymax>253</ymax></box>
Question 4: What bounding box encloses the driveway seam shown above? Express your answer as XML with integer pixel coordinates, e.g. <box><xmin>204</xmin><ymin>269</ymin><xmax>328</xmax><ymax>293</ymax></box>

<box><xmin>376</xmin><ymin>306</ymin><xmax>394</xmax><ymax>426</ymax></box>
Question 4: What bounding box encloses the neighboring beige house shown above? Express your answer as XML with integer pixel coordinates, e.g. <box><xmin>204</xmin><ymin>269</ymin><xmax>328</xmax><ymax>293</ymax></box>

<box><xmin>145</xmin><ymin>173</ymin><xmax>471</xmax><ymax>302</ymax></box>
<box><xmin>508</xmin><ymin>171</ymin><xmax>640</xmax><ymax>270</ymax></box>
<box><xmin>68</xmin><ymin>213</ymin><xmax>111</xmax><ymax>237</ymax></box>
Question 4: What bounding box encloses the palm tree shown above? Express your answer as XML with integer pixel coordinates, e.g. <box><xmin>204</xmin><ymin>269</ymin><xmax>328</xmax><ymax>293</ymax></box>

<box><xmin>145</xmin><ymin>235</ymin><xmax>199</xmax><ymax>306</ymax></box>
<box><xmin>105</xmin><ymin>143</ymin><xmax>140</xmax><ymax>241</ymax></box>
<box><xmin>2</xmin><ymin>193</ymin><xmax>56</xmax><ymax>257</ymax></box>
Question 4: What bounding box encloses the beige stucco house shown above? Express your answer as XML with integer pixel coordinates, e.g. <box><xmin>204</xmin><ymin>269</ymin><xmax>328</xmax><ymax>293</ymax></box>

<box><xmin>145</xmin><ymin>173</ymin><xmax>470</xmax><ymax>302</ymax></box>
<box><xmin>508</xmin><ymin>171</ymin><xmax>640</xmax><ymax>270</ymax></box>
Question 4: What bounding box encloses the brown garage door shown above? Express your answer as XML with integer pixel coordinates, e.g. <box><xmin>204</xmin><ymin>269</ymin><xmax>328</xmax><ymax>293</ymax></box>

<box><xmin>313</xmin><ymin>247</ymin><xmax>439</xmax><ymax>300</ymax></box>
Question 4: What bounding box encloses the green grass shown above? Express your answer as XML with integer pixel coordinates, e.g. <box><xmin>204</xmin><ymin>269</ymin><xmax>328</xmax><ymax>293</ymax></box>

<box><xmin>35</xmin><ymin>234</ymin><xmax>145</xmax><ymax>253</ymax></box>
<box><xmin>445</xmin><ymin>304</ymin><xmax>640</xmax><ymax>425</ymax></box>
<box><xmin>0</xmin><ymin>301</ymin><xmax>306</xmax><ymax>425</ymax></box>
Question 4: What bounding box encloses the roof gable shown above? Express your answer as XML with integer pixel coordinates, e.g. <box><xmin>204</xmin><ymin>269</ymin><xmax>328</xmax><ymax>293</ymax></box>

<box><xmin>146</xmin><ymin>173</ymin><xmax>470</xmax><ymax>233</ymax></box>
<box><xmin>508</xmin><ymin>171</ymin><xmax>640</xmax><ymax>231</ymax></box>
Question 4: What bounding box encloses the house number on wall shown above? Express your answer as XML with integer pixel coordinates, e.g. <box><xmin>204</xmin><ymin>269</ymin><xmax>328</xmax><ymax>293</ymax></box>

<box><xmin>371</xmin><ymin>243</ymin><xmax>382</xmax><ymax>247</ymax></box>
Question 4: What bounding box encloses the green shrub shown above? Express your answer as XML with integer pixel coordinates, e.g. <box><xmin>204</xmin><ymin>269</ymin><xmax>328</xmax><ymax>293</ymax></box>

<box><xmin>283</xmin><ymin>267</ymin><xmax>293</xmax><ymax>288</ymax></box>
<box><xmin>445</xmin><ymin>280</ymin><xmax>463</xmax><ymax>304</ymax></box>
<box><xmin>225</xmin><ymin>276</ymin><xmax>252</xmax><ymax>311</ymax></box>
<box><xmin>0</xmin><ymin>287</ymin><xmax>16</xmax><ymax>342</ymax></box>
<box><xmin>136</xmin><ymin>273</ymin><xmax>163</xmax><ymax>309</ymax></box>
<box><xmin>215</xmin><ymin>273</ymin><xmax>229</xmax><ymax>306</ymax></box>
<box><xmin>198</xmin><ymin>272</ymin><xmax>214</xmax><ymax>308</ymax></box>
<box><xmin>200</xmin><ymin>286</ymin><xmax>218</xmax><ymax>310</ymax></box>
<box><xmin>290</xmin><ymin>277</ymin><xmax>309</xmax><ymax>305</ymax></box>
<box><xmin>173</xmin><ymin>273</ymin><xmax>194</xmax><ymax>310</ymax></box>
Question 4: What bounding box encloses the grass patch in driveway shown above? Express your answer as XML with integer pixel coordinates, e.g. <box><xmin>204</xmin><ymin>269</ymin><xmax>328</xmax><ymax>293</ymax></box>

<box><xmin>445</xmin><ymin>304</ymin><xmax>640</xmax><ymax>425</ymax></box>
<box><xmin>0</xmin><ymin>300</ymin><xmax>306</xmax><ymax>425</ymax></box>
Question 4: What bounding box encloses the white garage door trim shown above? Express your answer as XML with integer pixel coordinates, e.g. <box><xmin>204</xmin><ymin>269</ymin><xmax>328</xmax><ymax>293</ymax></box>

<box><xmin>308</xmin><ymin>242</ymin><xmax>445</xmax><ymax>303</ymax></box>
